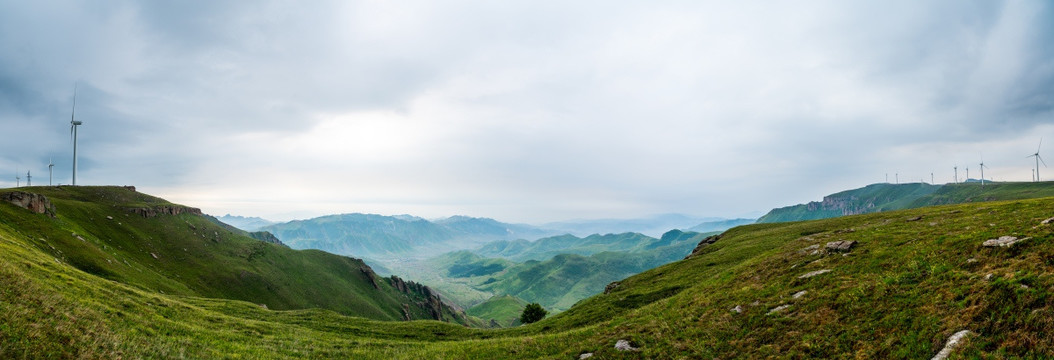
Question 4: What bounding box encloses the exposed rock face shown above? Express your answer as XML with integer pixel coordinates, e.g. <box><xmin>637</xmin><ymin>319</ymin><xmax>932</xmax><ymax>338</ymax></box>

<box><xmin>982</xmin><ymin>236</ymin><xmax>1027</xmax><ymax>248</ymax></box>
<box><xmin>126</xmin><ymin>205</ymin><xmax>202</xmax><ymax>218</ymax></box>
<box><xmin>387</xmin><ymin>275</ymin><xmax>450</xmax><ymax>321</ymax></box>
<box><xmin>604</xmin><ymin>281</ymin><xmax>620</xmax><ymax>294</ymax></box>
<box><xmin>685</xmin><ymin>234</ymin><xmax>722</xmax><ymax>259</ymax></box>
<box><xmin>1042</xmin><ymin>217</ymin><xmax>1054</xmax><ymax>225</ymax></box>
<box><xmin>2</xmin><ymin>191</ymin><xmax>56</xmax><ymax>217</ymax></box>
<box><xmin>825</xmin><ymin>240</ymin><xmax>857</xmax><ymax>252</ymax></box>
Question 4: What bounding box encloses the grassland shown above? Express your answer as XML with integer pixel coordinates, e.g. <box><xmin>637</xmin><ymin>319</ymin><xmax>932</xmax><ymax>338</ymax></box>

<box><xmin>3</xmin><ymin>184</ymin><xmax>1054</xmax><ymax>358</ymax></box>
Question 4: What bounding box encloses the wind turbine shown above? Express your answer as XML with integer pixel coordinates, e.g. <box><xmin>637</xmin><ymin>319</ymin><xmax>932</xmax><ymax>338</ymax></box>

<box><xmin>954</xmin><ymin>166</ymin><xmax>958</xmax><ymax>184</ymax></box>
<box><xmin>70</xmin><ymin>85</ymin><xmax>83</xmax><ymax>186</ymax></box>
<box><xmin>1028</xmin><ymin>138</ymin><xmax>1046</xmax><ymax>182</ymax></box>
<box><xmin>26</xmin><ymin>170</ymin><xmax>31</xmax><ymax>186</ymax></box>
<box><xmin>979</xmin><ymin>156</ymin><xmax>988</xmax><ymax>187</ymax></box>
<box><xmin>15</xmin><ymin>169</ymin><xmax>20</xmax><ymax>187</ymax></box>
<box><xmin>48</xmin><ymin>158</ymin><xmax>54</xmax><ymax>186</ymax></box>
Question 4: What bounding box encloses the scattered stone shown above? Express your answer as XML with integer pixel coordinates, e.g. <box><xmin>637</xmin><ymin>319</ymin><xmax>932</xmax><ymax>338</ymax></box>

<box><xmin>982</xmin><ymin>236</ymin><xmax>1028</xmax><ymax>248</ymax></box>
<box><xmin>731</xmin><ymin>305</ymin><xmax>743</xmax><ymax>313</ymax></box>
<box><xmin>1043</xmin><ymin>217</ymin><xmax>1054</xmax><ymax>225</ymax></box>
<box><xmin>767</xmin><ymin>304</ymin><xmax>791</xmax><ymax>315</ymax></box>
<box><xmin>825</xmin><ymin>240</ymin><xmax>857</xmax><ymax>252</ymax></box>
<box><xmin>930</xmin><ymin>330</ymin><xmax>972</xmax><ymax>360</ymax></box>
<box><xmin>929</xmin><ymin>222</ymin><xmax>938</xmax><ymax>226</ymax></box>
<box><xmin>800</xmin><ymin>244</ymin><xmax>820</xmax><ymax>254</ymax></box>
<box><xmin>106</xmin><ymin>216</ymin><xmax>114</xmax><ymax>220</ymax></box>
<box><xmin>966</xmin><ymin>258</ymin><xmax>978</xmax><ymax>263</ymax></box>
<box><xmin>906</xmin><ymin>216</ymin><xmax>923</xmax><ymax>222</ymax></box>
<box><xmin>259</xmin><ymin>303</ymin><xmax>268</xmax><ymax>310</ymax></box>
<box><xmin>604</xmin><ymin>281</ymin><xmax>620</xmax><ymax>294</ymax></box>
<box><xmin>1021</xmin><ymin>284</ymin><xmax>1030</xmax><ymax>290</ymax></box>
<box><xmin>792</xmin><ymin>290</ymin><xmax>807</xmax><ymax>299</ymax></box>
<box><xmin>798</xmin><ymin>269</ymin><xmax>832</xmax><ymax>279</ymax></box>
<box><xmin>751</xmin><ymin>300</ymin><xmax>760</xmax><ymax>306</ymax></box>
<box><xmin>150</xmin><ymin>252</ymin><xmax>159</xmax><ymax>259</ymax></box>
<box><xmin>985</xmin><ymin>273</ymin><xmax>993</xmax><ymax>281</ymax></box>
<box><xmin>614</xmin><ymin>340</ymin><xmax>639</xmax><ymax>352</ymax></box>
<box><xmin>579</xmin><ymin>353</ymin><xmax>594</xmax><ymax>359</ymax></box>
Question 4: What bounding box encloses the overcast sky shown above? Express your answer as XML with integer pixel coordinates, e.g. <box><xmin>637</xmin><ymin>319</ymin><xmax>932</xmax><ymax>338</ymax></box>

<box><xmin>1</xmin><ymin>1</ymin><xmax>1052</xmax><ymax>223</ymax></box>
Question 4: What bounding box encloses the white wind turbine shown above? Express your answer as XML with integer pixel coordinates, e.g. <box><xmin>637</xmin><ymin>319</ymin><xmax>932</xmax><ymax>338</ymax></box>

<box><xmin>1028</xmin><ymin>138</ymin><xmax>1046</xmax><ymax>182</ymax></box>
<box><xmin>48</xmin><ymin>158</ymin><xmax>54</xmax><ymax>186</ymax></box>
<box><xmin>979</xmin><ymin>156</ymin><xmax>988</xmax><ymax>187</ymax></box>
<box><xmin>70</xmin><ymin>85</ymin><xmax>83</xmax><ymax>186</ymax></box>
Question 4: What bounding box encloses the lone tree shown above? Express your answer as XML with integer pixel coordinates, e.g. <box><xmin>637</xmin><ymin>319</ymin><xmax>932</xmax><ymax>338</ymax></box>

<box><xmin>520</xmin><ymin>303</ymin><xmax>547</xmax><ymax>324</ymax></box>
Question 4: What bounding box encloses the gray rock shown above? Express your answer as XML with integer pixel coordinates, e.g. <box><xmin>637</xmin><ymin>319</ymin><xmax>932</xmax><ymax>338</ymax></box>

<box><xmin>906</xmin><ymin>215</ymin><xmax>923</xmax><ymax>222</ymax></box>
<box><xmin>792</xmin><ymin>290</ymin><xmax>807</xmax><ymax>299</ymax></box>
<box><xmin>579</xmin><ymin>353</ymin><xmax>594</xmax><ymax>359</ymax></box>
<box><xmin>800</xmin><ymin>244</ymin><xmax>820</xmax><ymax>253</ymax></box>
<box><xmin>982</xmin><ymin>236</ymin><xmax>1027</xmax><ymax>248</ymax></box>
<box><xmin>930</xmin><ymin>330</ymin><xmax>972</xmax><ymax>360</ymax></box>
<box><xmin>731</xmin><ymin>305</ymin><xmax>743</xmax><ymax>313</ymax></box>
<box><xmin>1042</xmin><ymin>217</ymin><xmax>1054</xmax><ymax>225</ymax></box>
<box><xmin>767</xmin><ymin>304</ymin><xmax>791</xmax><ymax>315</ymax></box>
<box><xmin>798</xmin><ymin>269</ymin><xmax>832</xmax><ymax>279</ymax></box>
<box><xmin>825</xmin><ymin>240</ymin><xmax>857</xmax><ymax>252</ymax></box>
<box><xmin>614</xmin><ymin>339</ymin><xmax>638</xmax><ymax>352</ymax></box>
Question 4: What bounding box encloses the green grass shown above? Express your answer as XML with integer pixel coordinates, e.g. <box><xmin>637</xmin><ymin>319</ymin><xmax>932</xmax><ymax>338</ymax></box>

<box><xmin>466</xmin><ymin>294</ymin><xmax>530</xmax><ymax>327</ymax></box>
<box><xmin>4</xmin><ymin>185</ymin><xmax>1054</xmax><ymax>358</ymax></box>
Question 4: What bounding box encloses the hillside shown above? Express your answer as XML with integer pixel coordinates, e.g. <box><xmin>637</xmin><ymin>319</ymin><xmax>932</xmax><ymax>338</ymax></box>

<box><xmin>4</xmin><ymin>186</ymin><xmax>1054</xmax><ymax>357</ymax></box>
<box><xmin>757</xmin><ymin>181</ymin><xmax>1054</xmax><ymax>223</ymax></box>
<box><xmin>388</xmin><ymin>230</ymin><xmax>711</xmax><ymax>313</ymax></box>
<box><xmin>0</xmin><ymin>186</ymin><xmax>471</xmax><ymax>325</ymax></box>
<box><xmin>213</xmin><ymin>214</ymin><xmax>275</xmax><ymax>231</ymax></box>
<box><xmin>263</xmin><ymin>214</ymin><xmax>560</xmax><ymax>260</ymax></box>
<box><xmin>466</xmin><ymin>294</ymin><xmax>530</xmax><ymax>328</ymax></box>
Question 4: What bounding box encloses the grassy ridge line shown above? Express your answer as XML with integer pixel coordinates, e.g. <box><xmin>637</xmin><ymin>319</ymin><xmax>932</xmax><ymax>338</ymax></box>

<box><xmin>0</xmin><ymin>186</ymin><xmax>468</xmax><ymax>324</ymax></box>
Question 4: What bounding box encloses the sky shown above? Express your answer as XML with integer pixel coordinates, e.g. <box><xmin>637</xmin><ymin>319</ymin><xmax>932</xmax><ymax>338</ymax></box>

<box><xmin>1</xmin><ymin>0</ymin><xmax>1052</xmax><ymax>224</ymax></box>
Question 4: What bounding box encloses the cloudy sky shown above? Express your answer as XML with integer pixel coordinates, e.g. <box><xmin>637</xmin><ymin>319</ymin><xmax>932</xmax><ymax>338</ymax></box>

<box><xmin>1</xmin><ymin>1</ymin><xmax>1052</xmax><ymax>223</ymax></box>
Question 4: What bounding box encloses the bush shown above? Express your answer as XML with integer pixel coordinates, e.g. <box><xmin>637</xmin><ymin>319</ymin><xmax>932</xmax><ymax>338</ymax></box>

<box><xmin>519</xmin><ymin>303</ymin><xmax>547</xmax><ymax>324</ymax></box>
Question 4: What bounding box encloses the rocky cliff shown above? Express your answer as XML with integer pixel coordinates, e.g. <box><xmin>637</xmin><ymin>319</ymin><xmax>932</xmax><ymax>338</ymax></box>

<box><xmin>2</xmin><ymin>191</ymin><xmax>56</xmax><ymax>217</ymax></box>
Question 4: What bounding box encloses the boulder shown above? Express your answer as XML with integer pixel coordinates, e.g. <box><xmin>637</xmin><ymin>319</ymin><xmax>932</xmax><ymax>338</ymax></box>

<box><xmin>2</xmin><ymin>191</ymin><xmax>56</xmax><ymax>217</ymax></box>
<box><xmin>614</xmin><ymin>340</ymin><xmax>638</xmax><ymax>352</ymax></box>
<box><xmin>579</xmin><ymin>353</ymin><xmax>594</xmax><ymax>359</ymax></box>
<box><xmin>982</xmin><ymin>236</ymin><xmax>1027</xmax><ymax>248</ymax></box>
<box><xmin>825</xmin><ymin>240</ymin><xmax>857</xmax><ymax>252</ymax></box>
<box><xmin>767</xmin><ymin>304</ymin><xmax>791</xmax><ymax>315</ymax></box>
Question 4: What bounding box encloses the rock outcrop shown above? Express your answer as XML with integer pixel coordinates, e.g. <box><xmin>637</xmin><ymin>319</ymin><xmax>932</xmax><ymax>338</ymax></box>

<box><xmin>126</xmin><ymin>205</ymin><xmax>202</xmax><ymax>218</ymax></box>
<box><xmin>685</xmin><ymin>234</ymin><xmax>722</xmax><ymax>259</ymax></box>
<box><xmin>248</xmin><ymin>231</ymin><xmax>286</xmax><ymax>246</ymax></box>
<box><xmin>825</xmin><ymin>240</ymin><xmax>857</xmax><ymax>252</ymax></box>
<box><xmin>982</xmin><ymin>236</ymin><xmax>1027</xmax><ymax>248</ymax></box>
<box><xmin>2</xmin><ymin>191</ymin><xmax>56</xmax><ymax>217</ymax></box>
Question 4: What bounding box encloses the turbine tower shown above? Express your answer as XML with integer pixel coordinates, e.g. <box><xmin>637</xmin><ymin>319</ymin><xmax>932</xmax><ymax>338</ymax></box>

<box><xmin>954</xmin><ymin>166</ymin><xmax>958</xmax><ymax>184</ymax></box>
<box><xmin>1028</xmin><ymin>138</ymin><xmax>1046</xmax><ymax>182</ymax></box>
<box><xmin>26</xmin><ymin>170</ymin><xmax>31</xmax><ymax>186</ymax></box>
<box><xmin>979</xmin><ymin>157</ymin><xmax>988</xmax><ymax>187</ymax></box>
<box><xmin>70</xmin><ymin>85</ymin><xmax>83</xmax><ymax>186</ymax></box>
<box><xmin>15</xmin><ymin>169</ymin><xmax>20</xmax><ymax>187</ymax></box>
<box><xmin>48</xmin><ymin>159</ymin><xmax>54</xmax><ymax>186</ymax></box>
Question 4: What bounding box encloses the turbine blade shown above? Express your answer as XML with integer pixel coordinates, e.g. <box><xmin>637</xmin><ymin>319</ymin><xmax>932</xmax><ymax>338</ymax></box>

<box><xmin>1039</xmin><ymin>138</ymin><xmax>1044</xmax><ymax>153</ymax></box>
<box><xmin>1041</xmin><ymin>154</ymin><xmax>1048</xmax><ymax>167</ymax></box>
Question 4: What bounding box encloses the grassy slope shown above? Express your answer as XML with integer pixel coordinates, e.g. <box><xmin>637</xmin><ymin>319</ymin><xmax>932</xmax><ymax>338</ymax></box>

<box><xmin>0</xmin><ymin>186</ymin><xmax>468</xmax><ymax>324</ymax></box>
<box><xmin>466</xmin><ymin>294</ymin><xmax>530</xmax><ymax>327</ymax></box>
<box><xmin>4</xmin><ymin>187</ymin><xmax>1054</xmax><ymax>358</ymax></box>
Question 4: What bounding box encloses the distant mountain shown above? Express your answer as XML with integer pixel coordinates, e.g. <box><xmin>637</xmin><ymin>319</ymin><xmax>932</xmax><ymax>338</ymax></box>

<box><xmin>542</xmin><ymin>213</ymin><xmax>719</xmax><ymax>238</ymax></box>
<box><xmin>686</xmin><ymin>218</ymin><xmax>756</xmax><ymax>233</ymax></box>
<box><xmin>214</xmin><ymin>214</ymin><xmax>276</xmax><ymax>231</ymax></box>
<box><xmin>263</xmin><ymin>214</ymin><xmax>560</xmax><ymax>259</ymax></box>
<box><xmin>475</xmin><ymin>232</ymin><xmax>660</xmax><ymax>262</ymax></box>
<box><xmin>757</xmin><ymin>181</ymin><xmax>1054</xmax><ymax>223</ymax></box>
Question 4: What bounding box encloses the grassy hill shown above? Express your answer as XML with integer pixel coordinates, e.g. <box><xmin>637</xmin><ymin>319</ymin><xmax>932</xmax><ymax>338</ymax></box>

<box><xmin>0</xmin><ymin>186</ymin><xmax>471</xmax><ymax>325</ymax></box>
<box><xmin>4</xmin><ymin>185</ymin><xmax>1054</xmax><ymax>358</ymax></box>
<box><xmin>757</xmin><ymin>181</ymin><xmax>1054</xmax><ymax>223</ymax></box>
<box><xmin>389</xmin><ymin>230</ymin><xmax>711</xmax><ymax>313</ymax></box>
<box><xmin>466</xmin><ymin>294</ymin><xmax>529</xmax><ymax>327</ymax></box>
